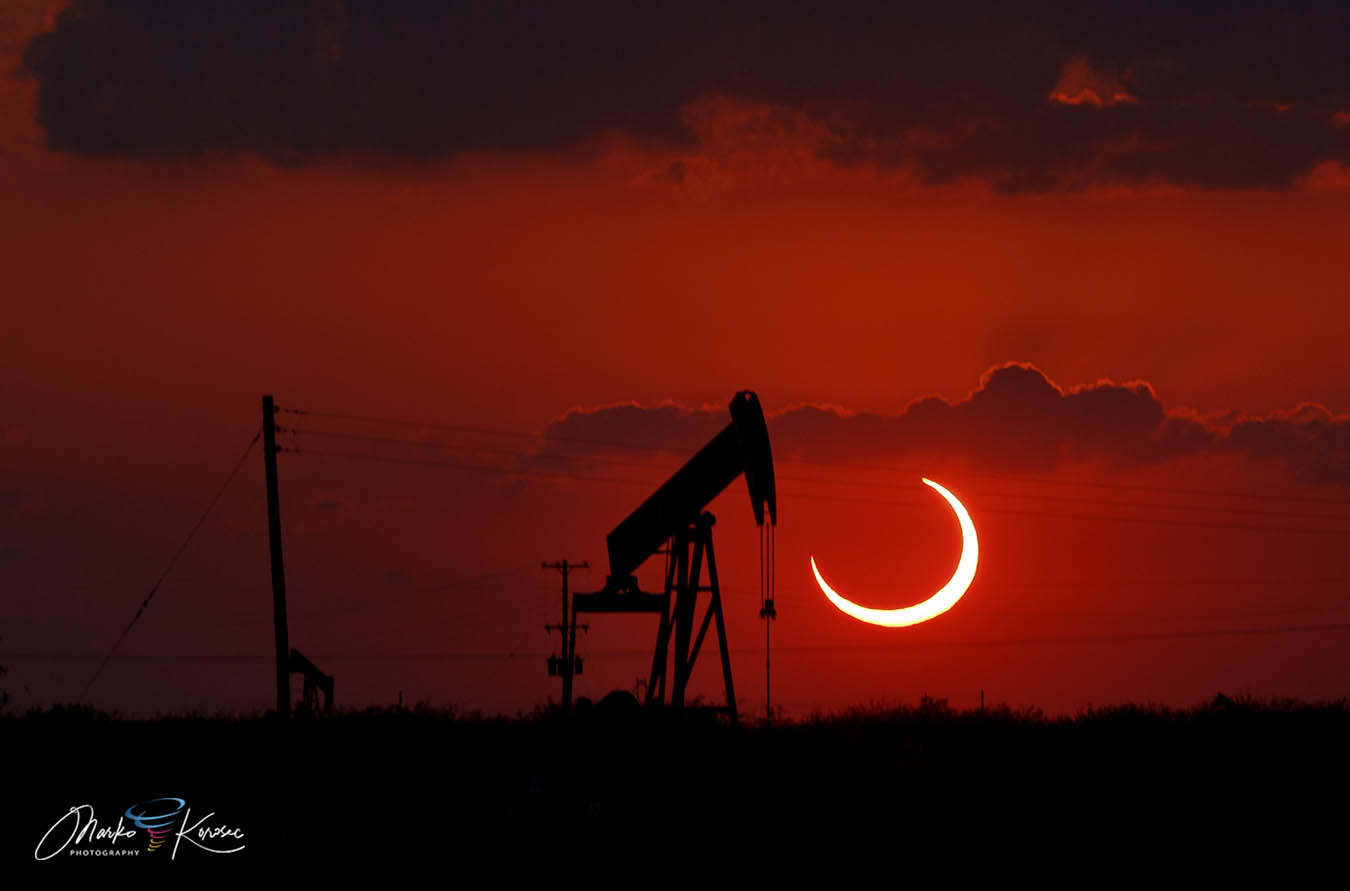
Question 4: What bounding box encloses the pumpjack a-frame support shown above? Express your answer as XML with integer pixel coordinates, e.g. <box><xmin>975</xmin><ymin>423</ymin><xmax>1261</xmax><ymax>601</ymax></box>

<box><xmin>572</xmin><ymin>512</ymin><xmax>737</xmax><ymax>722</ymax></box>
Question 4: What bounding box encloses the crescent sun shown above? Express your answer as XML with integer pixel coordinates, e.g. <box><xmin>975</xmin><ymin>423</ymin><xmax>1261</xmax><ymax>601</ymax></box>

<box><xmin>811</xmin><ymin>477</ymin><xmax>979</xmax><ymax>628</ymax></box>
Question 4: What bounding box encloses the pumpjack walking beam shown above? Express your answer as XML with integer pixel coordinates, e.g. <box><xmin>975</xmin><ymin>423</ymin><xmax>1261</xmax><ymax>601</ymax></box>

<box><xmin>572</xmin><ymin>391</ymin><xmax>776</xmax><ymax>721</ymax></box>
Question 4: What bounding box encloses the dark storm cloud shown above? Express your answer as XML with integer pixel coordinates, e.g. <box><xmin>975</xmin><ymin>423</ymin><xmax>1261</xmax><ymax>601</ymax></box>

<box><xmin>19</xmin><ymin>1</ymin><xmax>1350</xmax><ymax>190</ymax></box>
<box><xmin>541</xmin><ymin>364</ymin><xmax>1350</xmax><ymax>485</ymax></box>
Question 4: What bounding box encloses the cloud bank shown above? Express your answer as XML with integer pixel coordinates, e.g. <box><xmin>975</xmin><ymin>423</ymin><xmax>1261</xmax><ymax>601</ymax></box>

<box><xmin>542</xmin><ymin>363</ymin><xmax>1350</xmax><ymax>485</ymax></box>
<box><xmin>19</xmin><ymin>2</ymin><xmax>1350</xmax><ymax>191</ymax></box>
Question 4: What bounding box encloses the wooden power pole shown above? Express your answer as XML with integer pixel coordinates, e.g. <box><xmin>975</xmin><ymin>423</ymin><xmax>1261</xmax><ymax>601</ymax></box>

<box><xmin>262</xmin><ymin>395</ymin><xmax>290</xmax><ymax>718</ymax></box>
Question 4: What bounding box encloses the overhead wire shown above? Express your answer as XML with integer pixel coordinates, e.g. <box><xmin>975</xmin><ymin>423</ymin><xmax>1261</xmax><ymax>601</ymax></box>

<box><xmin>279</xmin><ymin>437</ymin><xmax>1350</xmax><ymax>536</ymax></box>
<box><xmin>280</xmin><ymin>426</ymin><xmax>689</xmax><ymax>472</ymax></box>
<box><xmin>275</xmin><ymin>402</ymin><xmax>1350</xmax><ymax>507</ymax></box>
<box><xmin>30</xmin><ymin>618</ymin><xmax>1350</xmax><ymax>665</ymax></box>
<box><xmin>787</xmin><ymin>491</ymin><xmax>1350</xmax><ymax>536</ymax></box>
<box><xmin>282</xmin><ymin>424</ymin><xmax>1350</xmax><ymax>522</ymax></box>
<box><xmin>65</xmin><ymin>405</ymin><xmax>1350</xmax><ymax>709</ymax></box>
<box><xmin>78</xmin><ymin>428</ymin><xmax>262</xmax><ymax>701</ymax></box>
<box><xmin>276</xmin><ymin>406</ymin><xmax>700</xmax><ymax>456</ymax></box>
<box><xmin>215</xmin><ymin>404</ymin><xmax>1350</xmax><ymax>667</ymax></box>
<box><xmin>277</xmin><ymin>445</ymin><xmax>658</xmax><ymax>487</ymax></box>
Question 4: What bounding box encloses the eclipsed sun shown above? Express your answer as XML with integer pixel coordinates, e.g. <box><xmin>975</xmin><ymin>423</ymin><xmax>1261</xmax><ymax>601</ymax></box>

<box><xmin>811</xmin><ymin>478</ymin><xmax>978</xmax><ymax>628</ymax></box>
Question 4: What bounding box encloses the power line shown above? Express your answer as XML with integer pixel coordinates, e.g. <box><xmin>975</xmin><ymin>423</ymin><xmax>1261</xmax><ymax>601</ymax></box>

<box><xmin>277</xmin><ymin>406</ymin><xmax>697</xmax><ymax>456</ymax></box>
<box><xmin>785</xmin><ymin>491</ymin><xmax>1350</xmax><ymax>536</ymax></box>
<box><xmin>284</xmin><ymin>425</ymin><xmax>1350</xmax><ymax>523</ymax></box>
<box><xmin>284</xmin><ymin>426</ymin><xmax>687</xmax><ymax>472</ymax></box>
<box><xmin>780</xmin><ymin>476</ymin><xmax>1350</xmax><ymax>522</ymax></box>
<box><xmin>78</xmin><ymin>429</ymin><xmax>261</xmax><ymax>702</ymax></box>
<box><xmin>30</xmin><ymin>618</ymin><xmax>1350</xmax><ymax>665</ymax></box>
<box><xmin>765</xmin><ymin>621</ymin><xmax>1350</xmax><ymax>653</ymax></box>
<box><xmin>282</xmin><ymin>444</ymin><xmax>1350</xmax><ymax>536</ymax></box>
<box><xmin>278</xmin><ymin>445</ymin><xmax>657</xmax><ymax>487</ymax></box>
<box><xmin>782</xmin><ymin>457</ymin><xmax>1350</xmax><ymax>507</ymax></box>
<box><xmin>275</xmin><ymin>402</ymin><xmax>1350</xmax><ymax>507</ymax></box>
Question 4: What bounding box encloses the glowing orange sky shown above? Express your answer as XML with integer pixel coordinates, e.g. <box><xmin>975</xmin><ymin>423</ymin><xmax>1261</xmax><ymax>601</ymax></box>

<box><xmin>3</xmin><ymin>5</ymin><xmax>1350</xmax><ymax>718</ymax></box>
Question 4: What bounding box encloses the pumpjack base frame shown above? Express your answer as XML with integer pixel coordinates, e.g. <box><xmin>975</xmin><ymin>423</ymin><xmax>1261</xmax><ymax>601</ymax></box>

<box><xmin>572</xmin><ymin>513</ymin><xmax>737</xmax><ymax>723</ymax></box>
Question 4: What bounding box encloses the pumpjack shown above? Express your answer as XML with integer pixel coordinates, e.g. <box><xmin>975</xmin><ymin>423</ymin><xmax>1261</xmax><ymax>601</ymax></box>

<box><xmin>570</xmin><ymin>390</ymin><xmax>777</xmax><ymax>722</ymax></box>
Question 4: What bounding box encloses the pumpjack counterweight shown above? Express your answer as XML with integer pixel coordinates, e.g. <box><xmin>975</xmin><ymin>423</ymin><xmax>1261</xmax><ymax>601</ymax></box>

<box><xmin>570</xmin><ymin>391</ymin><xmax>777</xmax><ymax>722</ymax></box>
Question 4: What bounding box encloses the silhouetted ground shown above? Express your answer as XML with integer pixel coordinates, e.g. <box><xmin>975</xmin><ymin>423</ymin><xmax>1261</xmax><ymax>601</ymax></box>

<box><xmin>9</xmin><ymin>694</ymin><xmax>1349</xmax><ymax>861</ymax></box>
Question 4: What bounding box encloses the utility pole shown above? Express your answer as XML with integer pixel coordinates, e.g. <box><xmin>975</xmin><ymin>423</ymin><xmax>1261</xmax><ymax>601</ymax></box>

<box><xmin>543</xmin><ymin>559</ymin><xmax>588</xmax><ymax>712</ymax></box>
<box><xmin>262</xmin><ymin>395</ymin><xmax>290</xmax><ymax>718</ymax></box>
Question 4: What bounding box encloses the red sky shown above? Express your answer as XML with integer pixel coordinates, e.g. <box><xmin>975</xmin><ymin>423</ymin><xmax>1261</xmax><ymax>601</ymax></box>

<box><xmin>4</xmin><ymin>2</ymin><xmax>1350</xmax><ymax>718</ymax></box>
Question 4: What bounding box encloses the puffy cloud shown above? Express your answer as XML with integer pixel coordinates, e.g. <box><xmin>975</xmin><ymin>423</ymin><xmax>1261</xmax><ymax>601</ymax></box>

<box><xmin>1226</xmin><ymin>403</ymin><xmax>1350</xmax><ymax>486</ymax></box>
<box><xmin>543</xmin><ymin>400</ymin><xmax>726</xmax><ymax>455</ymax></box>
<box><xmin>540</xmin><ymin>363</ymin><xmax>1350</xmax><ymax>484</ymax></box>
<box><xmin>17</xmin><ymin>2</ymin><xmax>1350</xmax><ymax>191</ymax></box>
<box><xmin>1299</xmin><ymin>160</ymin><xmax>1350</xmax><ymax>191</ymax></box>
<box><xmin>1049</xmin><ymin>58</ymin><xmax>1139</xmax><ymax>108</ymax></box>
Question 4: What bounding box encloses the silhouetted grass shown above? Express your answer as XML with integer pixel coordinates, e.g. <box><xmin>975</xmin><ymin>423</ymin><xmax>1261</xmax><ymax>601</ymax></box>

<box><xmin>10</xmin><ymin>694</ymin><xmax>1350</xmax><ymax>845</ymax></box>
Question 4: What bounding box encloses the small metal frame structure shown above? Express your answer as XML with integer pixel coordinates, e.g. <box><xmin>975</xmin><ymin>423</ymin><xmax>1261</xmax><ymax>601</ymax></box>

<box><xmin>289</xmin><ymin>647</ymin><xmax>334</xmax><ymax>716</ymax></box>
<box><xmin>573</xmin><ymin>513</ymin><xmax>735</xmax><ymax>719</ymax></box>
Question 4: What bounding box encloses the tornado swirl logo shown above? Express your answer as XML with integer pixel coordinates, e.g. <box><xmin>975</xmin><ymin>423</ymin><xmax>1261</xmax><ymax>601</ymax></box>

<box><xmin>124</xmin><ymin>798</ymin><xmax>186</xmax><ymax>853</ymax></box>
